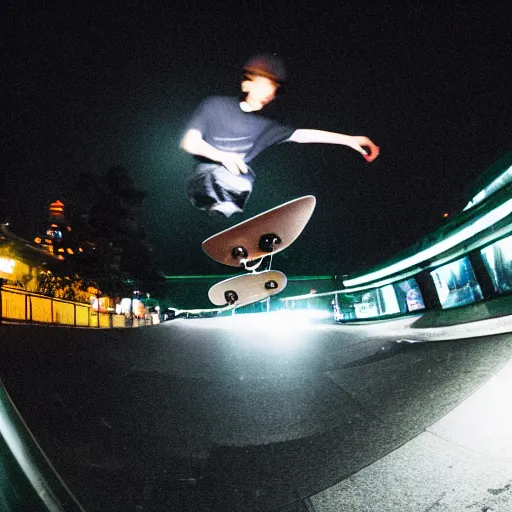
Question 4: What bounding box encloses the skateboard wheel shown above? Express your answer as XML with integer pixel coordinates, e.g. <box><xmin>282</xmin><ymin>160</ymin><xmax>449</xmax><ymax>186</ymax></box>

<box><xmin>224</xmin><ymin>290</ymin><xmax>238</xmax><ymax>305</ymax></box>
<box><xmin>259</xmin><ymin>233</ymin><xmax>281</xmax><ymax>253</ymax></box>
<box><xmin>265</xmin><ymin>280</ymin><xmax>279</xmax><ymax>290</ymax></box>
<box><xmin>231</xmin><ymin>246</ymin><xmax>248</xmax><ymax>261</ymax></box>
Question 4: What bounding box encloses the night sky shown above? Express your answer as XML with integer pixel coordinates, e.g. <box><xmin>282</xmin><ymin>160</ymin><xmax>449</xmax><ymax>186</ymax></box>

<box><xmin>2</xmin><ymin>2</ymin><xmax>511</xmax><ymax>276</ymax></box>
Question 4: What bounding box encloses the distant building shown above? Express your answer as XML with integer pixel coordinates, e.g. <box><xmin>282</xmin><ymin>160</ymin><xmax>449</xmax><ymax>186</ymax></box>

<box><xmin>33</xmin><ymin>200</ymin><xmax>84</xmax><ymax>260</ymax></box>
<box><xmin>0</xmin><ymin>223</ymin><xmax>63</xmax><ymax>290</ymax></box>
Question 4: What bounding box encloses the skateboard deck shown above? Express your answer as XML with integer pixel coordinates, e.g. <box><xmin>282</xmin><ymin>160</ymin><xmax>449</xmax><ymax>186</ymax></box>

<box><xmin>208</xmin><ymin>270</ymin><xmax>287</xmax><ymax>307</ymax></box>
<box><xmin>202</xmin><ymin>195</ymin><xmax>316</xmax><ymax>268</ymax></box>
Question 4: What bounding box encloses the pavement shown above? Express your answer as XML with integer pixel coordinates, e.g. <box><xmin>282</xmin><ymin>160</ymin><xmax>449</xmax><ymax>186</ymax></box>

<box><xmin>0</xmin><ymin>311</ymin><xmax>511</xmax><ymax>511</ymax></box>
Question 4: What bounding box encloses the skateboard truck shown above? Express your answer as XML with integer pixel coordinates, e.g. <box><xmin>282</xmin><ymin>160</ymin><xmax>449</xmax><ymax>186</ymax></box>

<box><xmin>231</xmin><ymin>245</ymin><xmax>273</xmax><ymax>273</ymax></box>
<box><xmin>224</xmin><ymin>290</ymin><xmax>239</xmax><ymax>305</ymax></box>
<box><xmin>259</xmin><ymin>233</ymin><xmax>281</xmax><ymax>253</ymax></box>
<box><xmin>231</xmin><ymin>246</ymin><xmax>248</xmax><ymax>262</ymax></box>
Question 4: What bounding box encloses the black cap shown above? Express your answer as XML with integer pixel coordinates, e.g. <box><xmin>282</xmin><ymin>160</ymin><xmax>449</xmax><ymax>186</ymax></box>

<box><xmin>243</xmin><ymin>53</ymin><xmax>287</xmax><ymax>84</ymax></box>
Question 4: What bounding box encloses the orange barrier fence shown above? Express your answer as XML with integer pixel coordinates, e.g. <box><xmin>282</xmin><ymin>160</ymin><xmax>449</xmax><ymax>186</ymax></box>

<box><xmin>0</xmin><ymin>285</ymin><xmax>126</xmax><ymax>328</ymax></box>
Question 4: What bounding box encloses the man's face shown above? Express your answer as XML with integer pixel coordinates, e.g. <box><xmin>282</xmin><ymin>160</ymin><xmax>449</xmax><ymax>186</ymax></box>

<box><xmin>242</xmin><ymin>75</ymin><xmax>279</xmax><ymax>110</ymax></box>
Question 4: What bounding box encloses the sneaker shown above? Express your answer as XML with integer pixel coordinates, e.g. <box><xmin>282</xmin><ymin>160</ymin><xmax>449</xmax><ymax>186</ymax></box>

<box><xmin>209</xmin><ymin>202</ymin><xmax>243</xmax><ymax>218</ymax></box>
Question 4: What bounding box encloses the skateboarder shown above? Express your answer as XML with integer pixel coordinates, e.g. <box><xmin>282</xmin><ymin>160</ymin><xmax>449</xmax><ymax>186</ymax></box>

<box><xmin>181</xmin><ymin>53</ymin><xmax>380</xmax><ymax>218</ymax></box>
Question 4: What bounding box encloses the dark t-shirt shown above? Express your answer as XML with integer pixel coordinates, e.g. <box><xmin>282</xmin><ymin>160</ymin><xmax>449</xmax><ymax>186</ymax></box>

<box><xmin>186</xmin><ymin>96</ymin><xmax>295</xmax><ymax>163</ymax></box>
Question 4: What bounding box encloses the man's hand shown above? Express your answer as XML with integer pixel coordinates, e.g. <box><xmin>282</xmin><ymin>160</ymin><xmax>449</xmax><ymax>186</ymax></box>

<box><xmin>287</xmin><ymin>129</ymin><xmax>380</xmax><ymax>162</ymax></box>
<box><xmin>350</xmin><ymin>136</ymin><xmax>380</xmax><ymax>162</ymax></box>
<box><xmin>219</xmin><ymin>153</ymin><xmax>248</xmax><ymax>175</ymax></box>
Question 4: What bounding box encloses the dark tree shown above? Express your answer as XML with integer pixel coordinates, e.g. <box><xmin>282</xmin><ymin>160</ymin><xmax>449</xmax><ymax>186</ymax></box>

<box><xmin>66</xmin><ymin>166</ymin><xmax>159</xmax><ymax>294</ymax></box>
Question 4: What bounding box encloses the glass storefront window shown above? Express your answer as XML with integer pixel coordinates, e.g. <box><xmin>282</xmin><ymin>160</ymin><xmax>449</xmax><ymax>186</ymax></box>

<box><xmin>354</xmin><ymin>290</ymin><xmax>380</xmax><ymax>319</ymax></box>
<box><xmin>394</xmin><ymin>278</ymin><xmax>426</xmax><ymax>313</ymax></box>
<box><xmin>480</xmin><ymin>235</ymin><xmax>512</xmax><ymax>293</ymax></box>
<box><xmin>430</xmin><ymin>257</ymin><xmax>483</xmax><ymax>309</ymax></box>
<box><xmin>335</xmin><ymin>291</ymin><xmax>375</xmax><ymax>321</ymax></box>
<box><xmin>335</xmin><ymin>278</ymin><xmax>425</xmax><ymax>321</ymax></box>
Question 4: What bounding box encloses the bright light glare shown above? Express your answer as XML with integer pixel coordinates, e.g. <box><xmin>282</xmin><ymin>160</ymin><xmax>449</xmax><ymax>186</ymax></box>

<box><xmin>213</xmin><ymin>310</ymin><xmax>329</xmax><ymax>350</ymax></box>
<box><xmin>0</xmin><ymin>257</ymin><xmax>15</xmax><ymax>275</ymax></box>
<box><xmin>229</xmin><ymin>310</ymin><xmax>310</xmax><ymax>329</ymax></box>
<box><xmin>236</xmin><ymin>309</ymin><xmax>331</xmax><ymax>327</ymax></box>
<box><xmin>294</xmin><ymin>308</ymin><xmax>333</xmax><ymax>321</ymax></box>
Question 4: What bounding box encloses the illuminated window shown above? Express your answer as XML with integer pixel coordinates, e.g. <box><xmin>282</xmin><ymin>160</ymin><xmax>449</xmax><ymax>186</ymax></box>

<box><xmin>336</xmin><ymin>278</ymin><xmax>425</xmax><ymax>321</ymax></box>
<box><xmin>430</xmin><ymin>257</ymin><xmax>483</xmax><ymax>309</ymax></box>
<box><xmin>0</xmin><ymin>258</ymin><xmax>15</xmax><ymax>275</ymax></box>
<box><xmin>481</xmin><ymin>235</ymin><xmax>512</xmax><ymax>293</ymax></box>
<box><xmin>49</xmin><ymin>200</ymin><xmax>65</xmax><ymax>217</ymax></box>
<box><xmin>395</xmin><ymin>278</ymin><xmax>425</xmax><ymax>313</ymax></box>
<box><xmin>46</xmin><ymin>229</ymin><xmax>62</xmax><ymax>239</ymax></box>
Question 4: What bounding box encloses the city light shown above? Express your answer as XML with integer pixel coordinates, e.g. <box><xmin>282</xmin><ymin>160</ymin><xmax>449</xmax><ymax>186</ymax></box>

<box><xmin>49</xmin><ymin>200</ymin><xmax>65</xmax><ymax>217</ymax></box>
<box><xmin>0</xmin><ymin>258</ymin><xmax>15</xmax><ymax>275</ymax></box>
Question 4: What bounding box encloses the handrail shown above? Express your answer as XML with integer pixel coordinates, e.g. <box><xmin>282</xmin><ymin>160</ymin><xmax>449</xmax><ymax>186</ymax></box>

<box><xmin>0</xmin><ymin>379</ymin><xmax>85</xmax><ymax>511</ymax></box>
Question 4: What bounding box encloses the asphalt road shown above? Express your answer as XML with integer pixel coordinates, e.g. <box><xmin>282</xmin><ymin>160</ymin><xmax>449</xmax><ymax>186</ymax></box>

<box><xmin>1</xmin><ymin>313</ymin><xmax>511</xmax><ymax>511</ymax></box>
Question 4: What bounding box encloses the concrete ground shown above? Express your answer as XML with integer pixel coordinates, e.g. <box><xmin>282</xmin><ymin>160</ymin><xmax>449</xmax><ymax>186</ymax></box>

<box><xmin>0</xmin><ymin>312</ymin><xmax>511</xmax><ymax>511</ymax></box>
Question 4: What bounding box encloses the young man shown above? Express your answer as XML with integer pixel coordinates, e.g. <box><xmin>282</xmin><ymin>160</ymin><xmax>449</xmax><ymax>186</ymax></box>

<box><xmin>181</xmin><ymin>54</ymin><xmax>380</xmax><ymax>218</ymax></box>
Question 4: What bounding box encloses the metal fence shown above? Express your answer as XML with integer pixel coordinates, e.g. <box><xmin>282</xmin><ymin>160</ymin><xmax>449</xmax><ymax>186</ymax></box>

<box><xmin>0</xmin><ymin>284</ymin><xmax>126</xmax><ymax>328</ymax></box>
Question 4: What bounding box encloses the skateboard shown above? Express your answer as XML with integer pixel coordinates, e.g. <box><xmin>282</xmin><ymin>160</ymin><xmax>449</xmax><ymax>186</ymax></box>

<box><xmin>208</xmin><ymin>270</ymin><xmax>287</xmax><ymax>307</ymax></box>
<box><xmin>202</xmin><ymin>195</ymin><xmax>316</xmax><ymax>270</ymax></box>
<box><xmin>204</xmin><ymin>196</ymin><xmax>316</xmax><ymax>308</ymax></box>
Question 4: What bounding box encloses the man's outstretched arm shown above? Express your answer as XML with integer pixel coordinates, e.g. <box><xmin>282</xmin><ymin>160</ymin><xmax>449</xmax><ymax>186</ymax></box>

<box><xmin>288</xmin><ymin>129</ymin><xmax>380</xmax><ymax>162</ymax></box>
<box><xmin>180</xmin><ymin>129</ymin><xmax>248</xmax><ymax>175</ymax></box>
